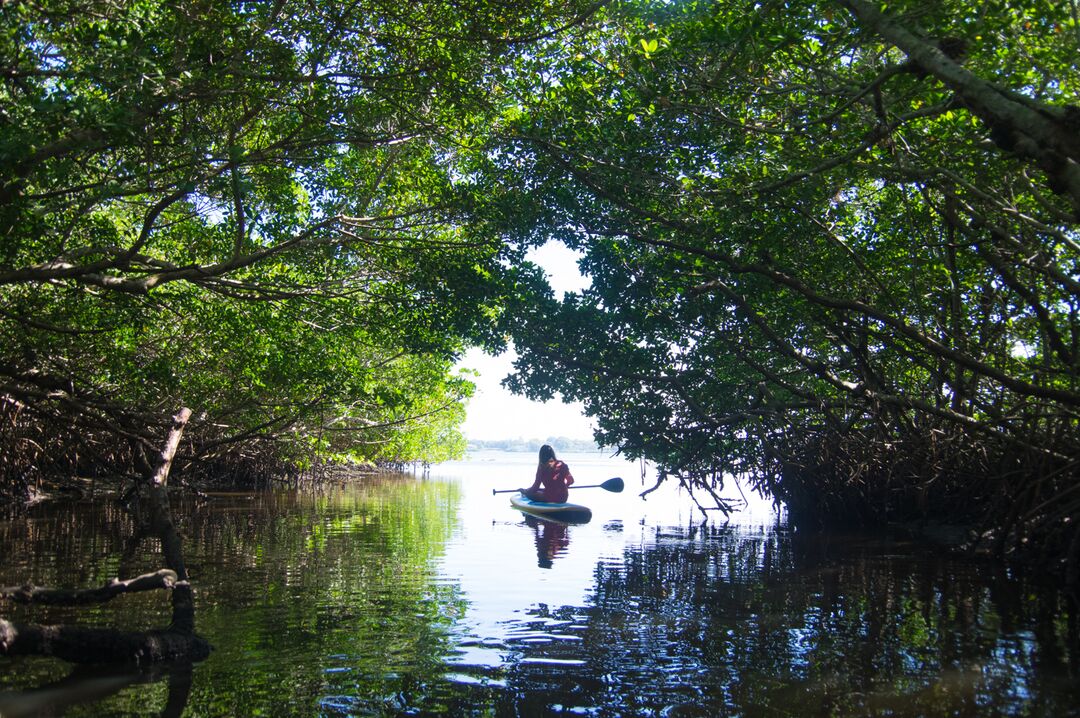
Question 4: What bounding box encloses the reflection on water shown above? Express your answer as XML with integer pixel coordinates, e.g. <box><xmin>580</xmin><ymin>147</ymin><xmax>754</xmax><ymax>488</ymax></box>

<box><xmin>501</xmin><ymin>523</ymin><xmax>1080</xmax><ymax>716</ymax></box>
<box><xmin>525</xmin><ymin>516</ymin><xmax>571</xmax><ymax>569</ymax></box>
<box><xmin>1</xmin><ymin>451</ymin><xmax>1078</xmax><ymax>716</ymax></box>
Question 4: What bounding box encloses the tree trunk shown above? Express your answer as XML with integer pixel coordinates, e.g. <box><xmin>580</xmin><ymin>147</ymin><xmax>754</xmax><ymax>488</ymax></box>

<box><xmin>144</xmin><ymin>408</ymin><xmax>196</xmax><ymax>634</ymax></box>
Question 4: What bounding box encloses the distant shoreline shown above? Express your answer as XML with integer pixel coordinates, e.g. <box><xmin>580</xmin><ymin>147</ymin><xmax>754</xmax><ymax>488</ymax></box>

<box><xmin>466</xmin><ymin>438</ymin><xmax>608</xmax><ymax>453</ymax></box>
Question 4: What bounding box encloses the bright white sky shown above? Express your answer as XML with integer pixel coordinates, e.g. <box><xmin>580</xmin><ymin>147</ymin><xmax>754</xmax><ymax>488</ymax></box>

<box><xmin>457</xmin><ymin>242</ymin><xmax>596</xmax><ymax>441</ymax></box>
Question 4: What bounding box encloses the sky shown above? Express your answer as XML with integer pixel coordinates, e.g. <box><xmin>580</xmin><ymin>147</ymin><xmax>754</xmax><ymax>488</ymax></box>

<box><xmin>457</xmin><ymin>242</ymin><xmax>595</xmax><ymax>441</ymax></box>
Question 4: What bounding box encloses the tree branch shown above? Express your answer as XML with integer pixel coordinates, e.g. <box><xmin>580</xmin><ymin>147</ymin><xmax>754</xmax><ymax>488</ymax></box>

<box><xmin>1</xmin><ymin>570</ymin><xmax>179</xmax><ymax>606</ymax></box>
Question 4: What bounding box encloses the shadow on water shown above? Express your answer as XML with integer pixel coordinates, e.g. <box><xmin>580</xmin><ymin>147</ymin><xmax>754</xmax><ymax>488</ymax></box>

<box><xmin>2</xmin><ymin>466</ymin><xmax>1079</xmax><ymax>716</ymax></box>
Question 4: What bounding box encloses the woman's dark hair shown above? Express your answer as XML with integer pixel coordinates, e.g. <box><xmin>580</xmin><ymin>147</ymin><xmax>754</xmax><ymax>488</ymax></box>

<box><xmin>538</xmin><ymin>444</ymin><xmax>556</xmax><ymax>464</ymax></box>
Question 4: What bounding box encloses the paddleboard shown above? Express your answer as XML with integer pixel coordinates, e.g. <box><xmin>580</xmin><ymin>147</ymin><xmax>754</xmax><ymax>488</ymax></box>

<box><xmin>510</xmin><ymin>493</ymin><xmax>592</xmax><ymax>522</ymax></box>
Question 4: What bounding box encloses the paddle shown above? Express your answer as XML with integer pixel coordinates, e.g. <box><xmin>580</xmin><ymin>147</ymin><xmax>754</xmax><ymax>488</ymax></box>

<box><xmin>492</xmin><ymin>477</ymin><xmax>625</xmax><ymax>495</ymax></box>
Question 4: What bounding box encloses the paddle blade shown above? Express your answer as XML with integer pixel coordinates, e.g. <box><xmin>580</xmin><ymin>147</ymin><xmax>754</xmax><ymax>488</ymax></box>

<box><xmin>601</xmin><ymin>477</ymin><xmax>625</xmax><ymax>493</ymax></box>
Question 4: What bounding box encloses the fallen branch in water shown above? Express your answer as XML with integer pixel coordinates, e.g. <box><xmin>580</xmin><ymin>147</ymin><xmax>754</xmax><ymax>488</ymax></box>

<box><xmin>0</xmin><ymin>619</ymin><xmax>210</xmax><ymax>664</ymax></box>
<box><xmin>0</xmin><ymin>570</ymin><xmax>179</xmax><ymax>606</ymax></box>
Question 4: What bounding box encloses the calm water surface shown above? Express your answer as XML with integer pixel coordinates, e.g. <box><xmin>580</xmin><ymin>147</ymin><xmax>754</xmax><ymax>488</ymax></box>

<box><xmin>0</xmin><ymin>450</ymin><xmax>1077</xmax><ymax>716</ymax></box>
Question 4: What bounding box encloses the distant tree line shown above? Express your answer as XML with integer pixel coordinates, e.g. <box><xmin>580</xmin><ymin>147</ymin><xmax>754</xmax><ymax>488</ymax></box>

<box><xmin>466</xmin><ymin>437</ymin><xmax>607</xmax><ymax>454</ymax></box>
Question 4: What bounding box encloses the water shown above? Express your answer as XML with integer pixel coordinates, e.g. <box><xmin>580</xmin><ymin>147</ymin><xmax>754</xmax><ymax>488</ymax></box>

<box><xmin>1</xmin><ymin>450</ymin><xmax>1077</xmax><ymax>716</ymax></box>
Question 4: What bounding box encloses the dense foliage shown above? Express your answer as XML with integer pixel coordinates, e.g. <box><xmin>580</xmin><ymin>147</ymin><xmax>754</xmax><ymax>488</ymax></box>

<box><xmin>477</xmin><ymin>0</ymin><xmax>1080</xmax><ymax>576</ymax></box>
<box><xmin>0</xmin><ymin>0</ymin><xmax>588</xmax><ymax>491</ymax></box>
<box><xmin>2</xmin><ymin>0</ymin><xmax>1079</xmax><ymax>581</ymax></box>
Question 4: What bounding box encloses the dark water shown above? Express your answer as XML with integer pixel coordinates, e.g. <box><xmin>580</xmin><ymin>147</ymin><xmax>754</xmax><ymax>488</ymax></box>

<box><xmin>1</xmin><ymin>451</ymin><xmax>1077</xmax><ymax>717</ymax></box>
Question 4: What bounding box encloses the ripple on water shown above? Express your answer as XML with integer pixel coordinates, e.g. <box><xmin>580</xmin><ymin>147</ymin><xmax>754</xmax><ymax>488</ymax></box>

<box><xmin>519</xmin><ymin>657</ymin><xmax>589</xmax><ymax>667</ymax></box>
<box><xmin>447</xmin><ymin>643</ymin><xmax>507</xmax><ymax>667</ymax></box>
<box><xmin>443</xmin><ymin>671</ymin><xmax>508</xmax><ymax>688</ymax></box>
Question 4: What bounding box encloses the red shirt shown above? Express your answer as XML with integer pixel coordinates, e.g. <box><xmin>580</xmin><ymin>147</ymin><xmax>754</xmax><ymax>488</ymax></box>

<box><xmin>529</xmin><ymin>460</ymin><xmax>574</xmax><ymax>503</ymax></box>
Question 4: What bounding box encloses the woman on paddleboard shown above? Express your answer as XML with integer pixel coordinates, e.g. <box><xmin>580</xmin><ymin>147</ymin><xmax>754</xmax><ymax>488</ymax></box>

<box><xmin>521</xmin><ymin>444</ymin><xmax>575</xmax><ymax>503</ymax></box>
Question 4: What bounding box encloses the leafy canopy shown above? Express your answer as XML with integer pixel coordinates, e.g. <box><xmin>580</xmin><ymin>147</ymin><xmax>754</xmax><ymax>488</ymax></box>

<box><xmin>0</xmin><ymin>0</ymin><xmax>596</xmax><ymax>473</ymax></box>
<box><xmin>475</xmin><ymin>0</ymin><xmax>1080</xmax><ymax>527</ymax></box>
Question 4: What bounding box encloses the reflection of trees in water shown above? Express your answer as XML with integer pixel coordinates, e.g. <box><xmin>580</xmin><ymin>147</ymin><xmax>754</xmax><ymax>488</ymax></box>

<box><xmin>5</xmin><ymin>490</ymin><xmax>1078</xmax><ymax>716</ymax></box>
<box><xmin>0</xmin><ymin>479</ymin><xmax>471</xmax><ymax>716</ymax></box>
<box><xmin>499</xmin><ymin>525</ymin><xmax>1080</xmax><ymax>716</ymax></box>
<box><xmin>182</xmin><ymin>481</ymin><xmax>471</xmax><ymax>716</ymax></box>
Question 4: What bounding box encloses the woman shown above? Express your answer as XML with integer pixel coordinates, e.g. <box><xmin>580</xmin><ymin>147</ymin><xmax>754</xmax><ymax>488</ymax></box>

<box><xmin>521</xmin><ymin>444</ymin><xmax>575</xmax><ymax>504</ymax></box>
